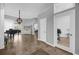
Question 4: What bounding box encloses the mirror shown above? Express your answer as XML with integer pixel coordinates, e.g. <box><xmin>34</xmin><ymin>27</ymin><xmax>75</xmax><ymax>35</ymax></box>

<box><xmin>56</xmin><ymin>15</ymin><xmax>70</xmax><ymax>47</ymax></box>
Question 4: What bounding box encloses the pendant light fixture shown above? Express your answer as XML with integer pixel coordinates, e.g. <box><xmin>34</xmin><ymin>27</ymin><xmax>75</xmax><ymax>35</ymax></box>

<box><xmin>16</xmin><ymin>10</ymin><xmax>23</xmax><ymax>24</ymax></box>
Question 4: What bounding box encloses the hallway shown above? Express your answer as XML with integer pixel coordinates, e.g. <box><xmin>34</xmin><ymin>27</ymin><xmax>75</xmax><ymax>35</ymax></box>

<box><xmin>0</xmin><ymin>34</ymin><xmax>72</xmax><ymax>55</ymax></box>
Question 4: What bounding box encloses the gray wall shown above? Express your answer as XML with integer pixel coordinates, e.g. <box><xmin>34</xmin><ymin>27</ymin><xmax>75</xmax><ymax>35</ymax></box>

<box><xmin>21</xmin><ymin>18</ymin><xmax>37</xmax><ymax>34</ymax></box>
<box><xmin>75</xmin><ymin>3</ymin><xmax>79</xmax><ymax>54</ymax></box>
<box><xmin>46</xmin><ymin>13</ymin><xmax>54</xmax><ymax>44</ymax></box>
<box><xmin>38</xmin><ymin>4</ymin><xmax>54</xmax><ymax>44</ymax></box>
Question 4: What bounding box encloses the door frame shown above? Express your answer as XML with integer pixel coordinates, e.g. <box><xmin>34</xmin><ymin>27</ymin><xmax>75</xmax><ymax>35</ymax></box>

<box><xmin>39</xmin><ymin>18</ymin><xmax>47</xmax><ymax>42</ymax></box>
<box><xmin>54</xmin><ymin>8</ymin><xmax>75</xmax><ymax>54</ymax></box>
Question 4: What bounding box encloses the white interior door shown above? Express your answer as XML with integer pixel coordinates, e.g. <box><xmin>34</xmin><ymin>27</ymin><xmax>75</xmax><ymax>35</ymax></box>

<box><xmin>39</xmin><ymin>18</ymin><xmax>47</xmax><ymax>42</ymax></box>
<box><xmin>54</xmin><ymin>9</ymin><xmax>75</xmax><ymax>53</ymax></box>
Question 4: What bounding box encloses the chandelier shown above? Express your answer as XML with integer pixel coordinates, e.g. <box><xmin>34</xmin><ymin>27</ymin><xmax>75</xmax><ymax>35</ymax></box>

<box><xmin>16</xmin><ymin>10</ymin><xmax>23</xmax><ymax>24</ymax></box>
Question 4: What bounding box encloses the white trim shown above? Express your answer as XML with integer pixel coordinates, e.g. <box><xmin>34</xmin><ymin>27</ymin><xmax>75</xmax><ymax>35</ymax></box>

<box><xmin>38</xmin><ymin>39</ymin><xmax>55</xmax><ymax>47</ymax></box>
<box><xmin>71</xmin><ymin>9</ymin><xmax>75</xmax><ymax>55</ymax></box>
<box><xmin>54</xmin><ymin>5</ymin><xmax>75</xmax><ymax>15</ymax></box>
<box><xmin>56</xmin><ymin>44</ymin><xmax>73</xmax><ymax>53</ymax></box>
<box><xmin>44</xmin><ymin>41</ymin><xmax>55</xmax><ymax>47</ymax></box>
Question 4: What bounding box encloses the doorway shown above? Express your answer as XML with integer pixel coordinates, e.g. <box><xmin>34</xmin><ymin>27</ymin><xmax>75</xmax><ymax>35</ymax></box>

<box><xmin>54</xmin><ymin>9</ymin><xmax>75</xmax><ymax>53</ymax></box>
<box><xmin>39</xmin><ymin>18</ymin><xmax>47</xmax><ymax>42</ymax></box>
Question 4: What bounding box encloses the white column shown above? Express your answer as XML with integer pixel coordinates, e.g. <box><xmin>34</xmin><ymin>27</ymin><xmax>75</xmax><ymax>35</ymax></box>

<box><xmin>0</xmin><ymin>4</ymin><xmax>4</xmax><ymax>49</ymax></box>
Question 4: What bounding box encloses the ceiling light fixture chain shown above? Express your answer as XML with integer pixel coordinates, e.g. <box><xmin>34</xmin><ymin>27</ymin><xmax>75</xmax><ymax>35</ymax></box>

<box><xmin>16</xmin><ymin>10</ymin><xmax>23</xmax><ymax>24</ymax></box>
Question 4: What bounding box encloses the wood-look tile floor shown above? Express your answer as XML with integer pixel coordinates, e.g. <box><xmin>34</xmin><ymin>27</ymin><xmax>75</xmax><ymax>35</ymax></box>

<box><xmin>0</xmin><ymin>34</ymin><xmax>72</xmax><ymax>55</ymax></box>
<box><xmin>58</xmin><ymin>37</ymin><xmax>70</xmax><ymax>47</ymax></box>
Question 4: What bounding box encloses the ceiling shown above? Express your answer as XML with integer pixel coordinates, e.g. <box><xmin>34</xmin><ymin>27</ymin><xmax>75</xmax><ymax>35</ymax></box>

<box><xmin>54</xmin><ymin>3</ymin><xmax>75</xmax><ymax>13</ymax></box>
<box><xmin>5</xmin><ymin>3</ymin><xmax>52</xmax><ymax>19</ymax></box>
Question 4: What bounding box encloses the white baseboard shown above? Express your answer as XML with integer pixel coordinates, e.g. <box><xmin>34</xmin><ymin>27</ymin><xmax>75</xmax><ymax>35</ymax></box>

<box><xmin>38</xmin><ymin>40</ymin><xmax>55</xmax><ymax>47</ymax></box>
<box><xmin>44</xmin><ymin>41</ymin><xmax>55</xmax><ymax>47</ymax></box>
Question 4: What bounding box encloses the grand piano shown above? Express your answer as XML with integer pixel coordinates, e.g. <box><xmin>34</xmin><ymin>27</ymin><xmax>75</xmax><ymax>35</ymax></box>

<box><xmin>4</xmin><ymin>29</ymin><xmax>21</xmax><ymax>48</ymax></box>
<box><xmin>5</xmin><ymin>29</ymin><xmax>21</xmax><ymax>39</ymax></box>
